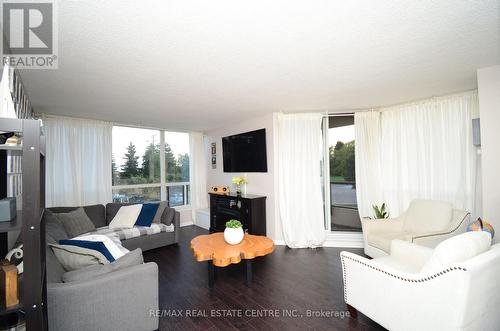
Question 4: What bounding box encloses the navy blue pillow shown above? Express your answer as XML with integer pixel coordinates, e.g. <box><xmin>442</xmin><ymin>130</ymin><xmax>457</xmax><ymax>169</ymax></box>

<box><xmin>59</xmin><ymin>239</ymin><xmax>115</xmax><ymax>262</ymax></box>
<box><xmin>135</xmin><ymin>203</ymin><xmax>160</xmax><ymax>227</ymax></box>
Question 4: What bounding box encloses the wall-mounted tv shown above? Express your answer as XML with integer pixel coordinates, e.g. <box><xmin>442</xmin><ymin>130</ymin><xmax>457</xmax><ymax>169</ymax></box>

<box><xmin>222</xmin><ymin>129</ymin><xmax>267</xmax><ymax>172</ymax></box>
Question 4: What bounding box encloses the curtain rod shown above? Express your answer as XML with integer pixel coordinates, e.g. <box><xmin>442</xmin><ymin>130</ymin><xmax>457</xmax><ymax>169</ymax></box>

<box><xmin>322</xmin><ymin>88</ymin><xmax>477</xmax><ymax>115</ymax></box>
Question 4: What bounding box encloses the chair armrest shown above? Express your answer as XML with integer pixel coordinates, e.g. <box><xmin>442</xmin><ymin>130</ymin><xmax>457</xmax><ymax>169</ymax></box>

<box><xmin>389</xmin><ymin>240</ymin><xmax>433</xmax><ymax>269</ymax></box>
<box><xmin>412</xmin><ymin>211</ymin><xmax>470</xmax><ymax>248</ymax></box>
<box><xmin>47</xmin><ymin>262</ymin><xmax>159</xmax><ymax>331</ymax></box>
<box><xmin>340</xmin><ymin>251</ymin><xmax>468</xmax><ymax>330</ymax></box>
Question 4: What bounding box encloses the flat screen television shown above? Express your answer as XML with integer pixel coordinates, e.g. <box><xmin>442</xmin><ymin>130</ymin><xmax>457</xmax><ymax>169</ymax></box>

<box><xmin>222</xmin><ymin>129</ymin><xmax>267</xmax><ymax>172</ymax></box>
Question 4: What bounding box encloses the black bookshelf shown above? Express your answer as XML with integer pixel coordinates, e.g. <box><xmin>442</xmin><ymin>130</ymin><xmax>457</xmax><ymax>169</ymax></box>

<box><xmin>0</xmin><ymin>118</ymin><xmax>46</xmax><ymax>330</ymax></box>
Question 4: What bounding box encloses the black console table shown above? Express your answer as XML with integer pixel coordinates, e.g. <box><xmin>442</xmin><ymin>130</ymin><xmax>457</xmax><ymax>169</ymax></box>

<box><xmin>209</xmin><ymin>193</ymin><xmax>266</xmax><ymax>235</ymax></box>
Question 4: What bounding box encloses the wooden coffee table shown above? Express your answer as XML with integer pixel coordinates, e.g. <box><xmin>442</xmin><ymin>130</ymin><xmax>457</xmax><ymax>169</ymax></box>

<box><xmin>190</xmin><ymin>232</ymin><xmax>274</xmax><ymax>288</ymax></box>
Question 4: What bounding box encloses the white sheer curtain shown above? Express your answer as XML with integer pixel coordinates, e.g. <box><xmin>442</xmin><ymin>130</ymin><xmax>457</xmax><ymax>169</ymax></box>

<box><xmin>189</xmin><ymin>132</ymin><xmax>208</xmax><ymax>221</ymax></box>
<box><xmin>43</xmin><ymin>115</ymin><xmax>112</xmax><ymax>207</ymax></box>
<box><xmin>275</xmin><ymin>112</ymin><xmax>325</xmax><ymax>248</ymax></box>
<box><xmin>355</xmin><ymin>91</ymin><xmax>480</xmax><ymax>219</ymax></box>
<box><xmin>0</xmin><ymin>64</ymin><xmax>16</xmax><ymax>119</ymax></box>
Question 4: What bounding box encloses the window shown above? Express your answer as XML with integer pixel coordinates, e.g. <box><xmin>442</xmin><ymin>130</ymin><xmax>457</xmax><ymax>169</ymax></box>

<box><xmin>112</xmin><ymin>126</ymin><xmax>190</xmax><ymax>206</ymax></box>
<box><xmin>325</xmin><ymin>115</ymin><xmax>361</xmax><ymax>232</ymax></box>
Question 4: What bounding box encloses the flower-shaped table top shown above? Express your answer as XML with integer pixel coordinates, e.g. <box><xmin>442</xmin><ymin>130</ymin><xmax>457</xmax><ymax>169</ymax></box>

<box><xmin>190</xmin><ymin>232</ymin><xmax>274</xmax><ymax>267</ymax></box>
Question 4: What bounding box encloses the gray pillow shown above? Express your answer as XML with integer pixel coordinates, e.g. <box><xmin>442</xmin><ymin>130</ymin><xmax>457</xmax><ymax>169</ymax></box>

<box><xmin>152</xmin><ymin>201</ymin><xmax>167</xmax><ymax>224</ymax></box>
<box><xmin>161</xmin><ymin>207</ymin><xmax>175</xmax><ymax>225</ymax></box>
<box><xmin>54</xmin><ymin>207</ymin><xmax>96</xmax><ymax>238</ymax></box>
<box><xmin>44</xmin><ymin>210</ymin><xmax>69</xmax><ymax>242</ymax></box>
<box><xmin>49</xmin><ymin>243</ymin><xmax>109</xmax><ymax>271</ymax></box>
<box><xmin>62</xmin><ymin>248</ymin><xmax>143</xmax><ymax>282</ymax></box>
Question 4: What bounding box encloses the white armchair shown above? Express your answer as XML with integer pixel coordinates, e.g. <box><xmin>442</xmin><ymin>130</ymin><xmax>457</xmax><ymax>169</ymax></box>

<box><xmin>361</xmin><ymin>199</ymin><xmax>470</xmax><ymax>258</ymax></box>
<box><xmin>341</xmin><ymin>232</ymin><xmax>500</xmax><ymax>331</ymax></box>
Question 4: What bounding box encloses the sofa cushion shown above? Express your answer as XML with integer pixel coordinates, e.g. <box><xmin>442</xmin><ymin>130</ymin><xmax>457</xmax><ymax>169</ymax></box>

<box><xmin>421</xmin><ymin>231</ymin><xmax>492</xmax><ymax>273</ymax></box>
<box><xmin>61</xmin><ymin>248</ymin><xmax>144</xmax><ymax>283</ymax></box>
<box><xmin>48</xmin><ymin>204</ymin><xmax>106</xmax><ymax>228</ymax></box>
<box><xmin>135</xmin><ymin>203</ymin><xmax>160</xmax><ymax>227</ymax></box>
<box><xmin>403</xmin><ymin>200</ymin><xmax>452</xmax><ymax>234</ymax></box>
<box><xmin>367</xmin><ymin>232</ymin><xmax>412</xmax><ymax>253</ymax></box>
<box><xmin>54</xmin><ymin>207</ymin><xmax>96</xmax><ymax>238</ymax></box>
<box><xmin>109</xmin><ymin>204</ymin><xmax>142</xmax><ymax>229</ymax></box>
<box><xmin>152</xmin><ymin>201</ymin><xmax>167</xmax><ymax>224</ymax></box>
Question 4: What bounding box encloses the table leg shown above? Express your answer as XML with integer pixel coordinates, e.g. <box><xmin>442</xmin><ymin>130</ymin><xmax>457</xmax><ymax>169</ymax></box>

<box><xmin>246</xmin><ymin>260</ymin><xmax>252</xmax><ymax>287</ymax></box>
<box><xmin>208</xmin><ymin>262</ymin><xmax>215</xmax><ymax>288</ymax></box>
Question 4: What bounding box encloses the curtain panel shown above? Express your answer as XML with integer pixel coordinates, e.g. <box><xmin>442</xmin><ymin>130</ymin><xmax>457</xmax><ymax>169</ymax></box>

<box><xmin>43</xmin><ymin>115</ymin><xmax>113</xmax><ymax>207</ymax></box>
<box><xmin>189</xmin><ymin>132</ymin><xmax>208</xmax><ymax>221</ymax></box>
<box><xmin>355</xmin><ymin>90</ymin><xmax>480</xmax><ymax>219</ymax></box>
<box><xmin>275</xmin><ymin>112</ymin><xmax>326</xmax><ymax>248</ymax></box>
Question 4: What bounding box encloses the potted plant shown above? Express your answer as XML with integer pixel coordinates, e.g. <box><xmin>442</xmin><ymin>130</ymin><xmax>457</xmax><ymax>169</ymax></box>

<box><xmin>224</xmin><ymin>219</ymin><xmax>244</xmax><ymax>245</ymax></box>
<box><xmin>232</xmin><ymin>176</ymin><xmax>247</xmax><ymax>196</ymax></box>
<box><xmin>372</xmin><ymin>203</ymin><xmax>390</xmax><ymax>219</ymax></box>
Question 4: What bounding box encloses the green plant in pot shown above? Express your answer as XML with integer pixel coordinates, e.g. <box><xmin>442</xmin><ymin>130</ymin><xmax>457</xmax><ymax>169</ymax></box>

<box><xmin>372</xmin><ymin>203</ymin><xmax>390</xmax><ymax>219</ymax></box>
<box><xmin>224</xmin><ymin>219</ymin><xmax>244</xmax><ymax>245</ymax></box>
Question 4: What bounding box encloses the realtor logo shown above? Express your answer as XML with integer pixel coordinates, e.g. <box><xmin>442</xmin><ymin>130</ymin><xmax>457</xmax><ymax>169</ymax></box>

<box><xmin>1</xmin><ymin>0</ymin><xmax>58</xmax><ymax>69</ymax></box>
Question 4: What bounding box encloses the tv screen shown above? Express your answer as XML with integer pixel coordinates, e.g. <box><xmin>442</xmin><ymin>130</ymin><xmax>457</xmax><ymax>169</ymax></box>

<box><xmin>222</xmin><ymin>129</ymin><xmax>268</xmax><ymax>172</ymax></box>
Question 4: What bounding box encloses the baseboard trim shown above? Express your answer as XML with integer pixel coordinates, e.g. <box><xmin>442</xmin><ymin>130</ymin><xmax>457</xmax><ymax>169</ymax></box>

<box><xmin>324</xmin><ymin>231</ymin><xmax>364</xmax><ymax>248</ymax></box>
<box><xmin>273</xmin><ymin>240</ymin><xmax>286</xmax><ymax>246</ymax></box>
<box><xmin>180</xmin><ymin>220</ymin><xmax>194</xmax><ymax>227</ymax></box>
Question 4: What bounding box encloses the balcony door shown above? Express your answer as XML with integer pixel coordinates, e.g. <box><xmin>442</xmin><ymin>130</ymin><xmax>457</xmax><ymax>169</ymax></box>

<box><xmin>323</xmin><ymin>115</ymin><xmax>361</xmax><ymax>232</ymax></box>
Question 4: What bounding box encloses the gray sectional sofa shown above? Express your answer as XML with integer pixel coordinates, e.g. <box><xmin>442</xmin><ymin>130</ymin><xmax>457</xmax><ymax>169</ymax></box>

<box><xmin>45</xmin><ymin>203</ymin><xmax>180</xmax><ymax>331</ymax></box>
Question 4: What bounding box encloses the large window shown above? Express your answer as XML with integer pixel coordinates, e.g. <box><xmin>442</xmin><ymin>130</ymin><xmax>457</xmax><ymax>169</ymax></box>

<box><xmin>325</xmin><ymin>115</ymin><xmax>361</xmax><ymax>232</ymax></box>
<box><xmin>112</xmin><ymin>126</ymin><xmax>190</xmax><ymax>206</ymax></box>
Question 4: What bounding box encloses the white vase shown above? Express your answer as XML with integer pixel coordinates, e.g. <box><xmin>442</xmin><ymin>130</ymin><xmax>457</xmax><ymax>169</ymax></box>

<box><xmin>224</xmin><ymin>227</ymin><xmax>244</xmax><ymax>245</ymax></box>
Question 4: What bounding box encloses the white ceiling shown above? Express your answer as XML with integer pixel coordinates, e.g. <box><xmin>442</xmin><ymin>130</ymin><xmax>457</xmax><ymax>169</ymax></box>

<box><xmin>20</xmin><ymin>0</ymin><xmax>500</xmax><ymax>132</ymax></box>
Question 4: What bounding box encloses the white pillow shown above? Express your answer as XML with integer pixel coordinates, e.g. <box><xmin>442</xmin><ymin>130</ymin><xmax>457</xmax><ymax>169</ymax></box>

<box><xmin>421</xmin><ymin>231</ymin><xmax>492</xmax><ymax>273</ymax></box>
<box><xmin>108</xmin><ymin>204</ymin><xmax>142</xmax><ymax>229</ymax></box>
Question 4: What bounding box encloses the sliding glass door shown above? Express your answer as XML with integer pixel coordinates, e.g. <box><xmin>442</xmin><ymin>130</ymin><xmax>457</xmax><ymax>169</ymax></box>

<box><xmin>323</xmin><ymin>115</ymin><xmax>361</xmax><ymax>232</ymax></box>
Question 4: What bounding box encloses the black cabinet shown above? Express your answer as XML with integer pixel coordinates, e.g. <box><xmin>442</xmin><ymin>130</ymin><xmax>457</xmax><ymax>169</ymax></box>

<box><xmin>209</xmin><ymin>193</ymin><xmax>266</xmax><ymax>235</ymax></box>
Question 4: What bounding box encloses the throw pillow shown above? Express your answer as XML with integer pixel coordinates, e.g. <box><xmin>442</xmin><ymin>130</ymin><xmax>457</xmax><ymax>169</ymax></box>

<box><xmin>54</xmin><ymin>208</ymin><xmax>96</xmax><ymax>238</ymax></box>
<box><xmin>44</xmin><ymin>210</ymin><xmax>69</xmax><ymax>242</ymax></box>
<box><xmin>152</xmin><ymin>201</ymin><xmax>167</xmax><ymax>224</ymax></box>
<box><xmin>135</xmin><ymin>203</ymin><xmax>160</xmax><ymax>227</ymax></box>
<box><xmin>161</xmin><ymin>207</ymin><xmax>175</xmax><ymax>226</ymax></box>
<box><xmin>49</xmin><ymin>243</ymin><xmax>110</xmax><ymax>271</ymax></box>
<box><xmin>108</xmin><ymin>204</ymin><xmax>142</xmax><ymax>229</ymax></box>
<box><xmin>62</xmin><ymin>248</ymin><xmax>144</xmax><ymax>283</ymax></box>
<box><xmin>420</xmin><ymin>231</ymin><xmax>492</xmax><ymax>273</ymax></box>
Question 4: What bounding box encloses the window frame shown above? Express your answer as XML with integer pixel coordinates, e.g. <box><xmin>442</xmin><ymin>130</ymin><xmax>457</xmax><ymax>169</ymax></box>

<box><xmin>111</xmin><ymin>124</ymin><xmax>191</xmax><ymax>207</ymax></box>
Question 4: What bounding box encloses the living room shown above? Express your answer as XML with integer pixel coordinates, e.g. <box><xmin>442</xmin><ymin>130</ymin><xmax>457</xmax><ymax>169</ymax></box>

<box><xmin>0</xmin><ymin>1</ymin><xmax>499</xmax><ymax>330</ymax></box>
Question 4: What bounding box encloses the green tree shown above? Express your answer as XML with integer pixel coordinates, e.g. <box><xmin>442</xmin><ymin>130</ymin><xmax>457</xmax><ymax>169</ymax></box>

<box><xmin>112</xmin><ymin>155</ymin><xmax>119</xmax><ymax>185</ymax></box>
<box><xmin>164</xmin><ymin>143</ymin><xmax>178</xmax><ymax>182</ymax></box>
<box><xmin>329</xmin><ymin>140</ymin><xmax>355</xmax><ymax>182</ymax></box>
<box><xmin>177</xmin><ymin>153</ymin><xmax>189</xmax><ymax>182</ymax></box>
<box><xmin>141</xmin><ymin>142</ymin><xmax>160</xmax><ymax>182</ymax></box>
<box><xmin>121</xmin><ymin>142</ymin><xmax>140</xmax><ymax>178</ymax></box>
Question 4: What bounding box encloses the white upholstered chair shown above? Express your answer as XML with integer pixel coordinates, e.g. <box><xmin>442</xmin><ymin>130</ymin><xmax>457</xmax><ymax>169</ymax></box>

<box><xmin>361</xmin><ymin>199</ymin><xmax>470</xmax><ymax>258</ymax></box>
<box><xmin>341</xmin><ymin>232</ymin><xmax>500</xmax><ymax>331</ymax></box>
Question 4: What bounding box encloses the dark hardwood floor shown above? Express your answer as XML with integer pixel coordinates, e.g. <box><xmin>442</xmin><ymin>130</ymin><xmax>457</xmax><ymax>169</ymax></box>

<box><xmin>143</xmin><ymin>226</ymin><xmax>384</xmax><ymax>331</ymax></box>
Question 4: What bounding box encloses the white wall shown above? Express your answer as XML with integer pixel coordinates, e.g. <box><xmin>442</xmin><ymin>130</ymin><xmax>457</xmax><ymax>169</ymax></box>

<box><xmin>205</xmin><ymin>113</ymin><xmax>283</xmax><ymax>241</ymax></box>
<box><xmin>478</xmin><ymin>65</ymin><xmax>500</xmax><ymax>242</ymax></box>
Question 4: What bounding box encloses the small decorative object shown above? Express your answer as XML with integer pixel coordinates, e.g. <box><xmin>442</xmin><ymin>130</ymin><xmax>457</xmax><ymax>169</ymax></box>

<box><xmin>209</xmin><ymin>186</ymin><xmax>230</xmax><ymax>195</ymax></box>
<box><xmin>232</xmin><ymin>176</ymin><xmax>248</xmax><ymax>196</ymax></box>
<box><xmin>467</xmin><ymin>218</ymin><xmax>495</xmax><ymax>239</ymax></box>
<box><xmin>0</xmin><ymin>259</ymin><xmax>19</xmax><ymax>308</ymax></box>
<box><xmin>211</xmin><ymin>143</ymin><xmax>217</xmax><ymax>169</ymax></box>
<box><xmin>0</xmin><ymin>132</ymin><xmax>14</xmax><ymax>145</ymax></box>
<box><xmin>372</xmin><ymin>203</ymin><xmax>389</xmax><ymax>219</ymax></box>
<box><xmin>224</xmin><ymin>219</ymin><xmax>244</xmax><ymax>245</ymax></box>
<box><xmin>0</xmin><ymin>197</ymin><xmax>17</xmax><ymax>222</ymax></box>
<box><xmin>5</xmin><ymin>244</ymin><xmax>23</xmax><ymax>274</ymax></box>
<box><xmin>5</xmin><ymin>134</ymin><xmax>20</xmax><ymax>146</ymax></box>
